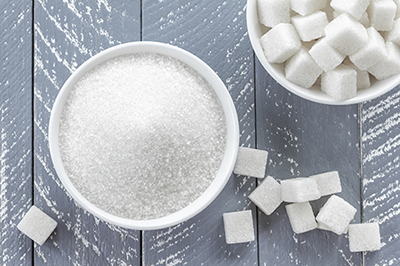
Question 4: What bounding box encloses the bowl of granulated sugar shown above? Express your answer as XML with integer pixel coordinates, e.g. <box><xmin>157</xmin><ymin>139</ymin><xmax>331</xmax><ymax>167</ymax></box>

<box><xmin>49</xmin><ymin>41</ymin><xmax>239</xmax><ymax>230</ymax></box>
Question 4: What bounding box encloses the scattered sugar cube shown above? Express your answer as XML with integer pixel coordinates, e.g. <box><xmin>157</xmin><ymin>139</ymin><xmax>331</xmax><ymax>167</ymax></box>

<box><xmin>257</xmin><ymin>0</ymin><xmax>290</xmax><ymax>27</ymax></box>
<box><xmin>248</xmin><ymin>176</ymin><xmax>282</xmax><ymax>215</ymax></box>
<box><xmin>330</xmin><ymin>0</ymin><xmax>370</xmax><ymax>20</ymax></box>
<box><xmin>385</xmin><ymin>19</ymin><xmax>400</xmax><ymax>47</ymax></box>
<box><xmin>343</xmin><ymin>58</ymin><xmax>371</xmax><ymax>90</ymax></box>
<box><xmin>260</xmin><ymin>23</ymin><xmax>302</xmax><ymax>63</ymax></box>
<box><xmin>281</xmin><ymin>177</ymin><xmax>321</xmax><ymax>202</ymax></box>
<box><xmin>285</xmin><ymin>47</ymin><xmax>323</xmax><ymax>88</ymax></box>
<box><xmin>368</xmin><ymin>0</ymin><xmax>397</xmax><ymax>31</ymax></box>
<box><xmin>17</xmin><ymin>206</ymin><xmax>57</xmax><ymax>245</ymax></box>
<box><xmin>368</xmin><ymin>42</ymin><xmax>400</xmax><ymax>80</ymax></box>
<box><xmin>290</xmin><ymin>0</ymin><xmax>328</xmax><ymax>16</ymax></box>
<box><xmin>316</xmin><ymin>195</ymin><xmax>357</xmax><ymax>235</ymax></box>
<box><xmin>309</xmin><ymin>37</ymin><xmax>345</xmax><ymax>71</ymax></box>
<box><xmin>309</xmin><ymin>171</ymin><xmax>342</xmax><ymax>197</ymax></box>
<box><xmin>223</xmin><ymin>210</ymin><xmax>255</xmax><ymax>244</ymax></box>
<box><xmin>291</xmin><ymin>11</ymin><xmax>328</xmax><ymax>42</ymax></box>
<box><xmin>286</xmin><ymin>202</ymin><xmax>317</xmax><ymax>234</ymax></box>
<box><xmin>348</xmin><ymin>223</ymin><xmax>381</xmax><ymax>252</ymax></box>
<box><xmin>234</xmin><ymin>147</ymin><xmax>268</xmax><ymax>178</ymax></box>
<box><xmin>349</xmin><ymin>27</ymin><xmax>388</xmax><ymax>70</ymax></box>
<box><xmin>325</xmin><ymin>13</ymin><xmax>368</xmax><ymax>56</ymax></box>
<box><xmin>317</xmin><ymin>221</ymin><xmax>348</xmax><ymax>234</ymax></box>
<box><xmin>321</xmin><ymin>64</ymin><xmax>357</xmax><ymax>101</ymax></box>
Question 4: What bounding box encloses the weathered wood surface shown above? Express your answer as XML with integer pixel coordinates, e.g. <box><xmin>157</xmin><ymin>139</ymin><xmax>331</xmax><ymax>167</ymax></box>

<box><xmin>33</xmin><ymin>1</ymin><xmax>141</xmax><ymax>265</ymax></box>
<box><xmin>1</xmin><ymin>0</ymin><xmax>400</xmax><ymax>265</ymax></box>
<box><xmin>361</xmin><ymin>88</ymin><xmax>400</xmax><ymax>266</ymax></box>
<box><xmin>0</xmin><ymin>1</ymin><xmax>32</xmax><ymax>266</ymax></box>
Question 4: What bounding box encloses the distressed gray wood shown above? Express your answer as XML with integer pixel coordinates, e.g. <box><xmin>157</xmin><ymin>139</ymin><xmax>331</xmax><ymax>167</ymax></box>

<box><xmin>255</xmin><ymin>59</ymin><xmax>362</xmax><ymax>265</ymax></box>
<box><xmin>0</xmin><ymin>1</ymin><xmax>32</xmax><ymax>265</ymax></box>
<box><xmin>142</xmin><ymin>1</ymin><xmax>257</xmax><ymax>265</ymax></box>
<box><xmin>3</xmin><ymin>1</ymin><xmax>400</xmax><ymax>265</ymax></box>
<box><xmin>33</xmin><ymin>1</ymin><xmax>141</xmax><ymax>265</ymax></box>
<box><xmin>361</xmin><ymin>86</ymin><xmax>400</xmax><ymax>265</ymax></box>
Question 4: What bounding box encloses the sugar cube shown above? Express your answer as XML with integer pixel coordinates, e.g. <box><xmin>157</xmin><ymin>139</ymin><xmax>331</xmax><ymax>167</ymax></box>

<box><xmin>330</xmin><ymin>0</ymin><xmax>370</xmax><ymax>20</ymax></box>
<box><xmin>285</xmin><ymin>47</ymin><xmax>323</xmax><ymax>88</ymax></box>
<box><xmin>286</xmin><ymin>202</ymin><xmax>317</xmax><ymax>234</ymax></box>
<box><xmin>248</xmin><ymin>176</ymin><xmax>282</xmax><ymax>215</ymax></box>
<box><xmin>316</xmin><ymin>195</ymin><xmax>357</xmax><ymax>235</ymax></box>
<box><xmin>348</xmin><ymin>223</ymin><xmax>381</xmax><ymax>252</ymax></box>
<box><xmin>321</xmin><ymin>64</ymin><xmax>357</xmax><ymax>101</ymax></box>
<box><xmin>234</xmin><ymin>147</ymin><xmax>268</xmax><ymax>178</ymax></box>
<box><xmin>309</xmin><ymin>37</ymin><xmax>345</xmax><ymax>71</ymax></box>
<box><xmin>290</xmin><ymin>0</ymin><xmax>328</xmax><ymax>16</ymax></box>
<box><xmin>343</xmin><ymin>58</ymin><xmax>371</xmax><ymax>90</ymax></box>
<box><xmin>385</xmin><ymin>19</ymin><xmax>400</xmax><ymax>47</ymax></box>
<box><xmin>350</xmin><ymin>27</ymin><xmax>388</xmax><ymax>70</ymax></box>
<box><xmin>260</xmin><ymin>23</ymin><xmax>302</xmax><ymax>63</ymax></box>
<box><xmin>223</xmin><ymin>210</ymin><xmax>255</xmax><ymax>244</ymax></box>
<box><xmin>291</xmin><ymin>11</ymin><xmax>328</xmax><ymax>42</ymax></box>
<box><xmin>368</xmin><ymin>0</ymin><xmax>397</xmax><ymax>31</ymax></box>
<box><xmin>309</xmin><ymin>171</ymin><xmax>342</xmax><ymax>196</ymax></box>
<box><xmin>368</xmin><ymin>42</ymin><xmax>400</xmax><ymax>80</ymax></box>
<box><xmin>17</xmin><ymin>206</ymin><xmax>57</xmax><ymax>245</ymax></box>
<box><xmin>257</xmin><ymin>0</ymin><xmax>290</xmax><ymax>28</ymax></box>
<box><xmin>325</xmin><ymin>13</ymin><xmax>368</xmax><ymax>56</ymax></box>
<box><xmin>281</xmin><ymin>177</ymin><xmax>321</xmax><ymax>202</ymax></box>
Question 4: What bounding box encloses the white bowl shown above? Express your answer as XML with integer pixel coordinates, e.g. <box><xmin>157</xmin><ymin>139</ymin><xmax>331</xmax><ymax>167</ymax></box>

<box><xmin>247</xmin><ymin>0</ymin><xmax>400</xmax><ymax>105</ymax></box>
<box><xmin>49</xmin><ymin>41</ymin><xmax>239</xmax><ymax>230</ymax></box>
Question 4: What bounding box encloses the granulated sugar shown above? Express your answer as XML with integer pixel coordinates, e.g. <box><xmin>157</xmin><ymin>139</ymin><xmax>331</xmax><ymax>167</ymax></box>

<box><xmin>59</xmin><ymin>52</ymin><xmax>227</xmax><ymax>220</ymax></box>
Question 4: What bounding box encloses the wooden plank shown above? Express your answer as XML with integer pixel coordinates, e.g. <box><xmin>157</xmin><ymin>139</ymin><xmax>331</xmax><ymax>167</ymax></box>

<box><xmin>33</xmin><ymin>1</ymin><xmax>141</xmax><ymax>265</ymax></box>
<box><xmin>142</xmin><ymin>1</ymin><xmax>258</xmax><ymax>265</ymax></box>
<box><xmin>361</xmin><ymin>87</ymin><xmax>400</xmax><ymax>265</ymax></box>
<box><xmin>255</xmin><ymin>59</ymin><xmax>363</xmax><ymax>265</ymax></box>
<box><xmin>0</xmin><ymin>1</ymin><xmax>32</xmax><ymax>265</ymax></box>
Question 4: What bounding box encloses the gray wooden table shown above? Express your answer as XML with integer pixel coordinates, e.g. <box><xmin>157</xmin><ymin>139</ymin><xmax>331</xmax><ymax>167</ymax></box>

<box><xmin>1</xmin><ymin>1</ymin><xmax>399</xmax><ymax>265</ymax></box>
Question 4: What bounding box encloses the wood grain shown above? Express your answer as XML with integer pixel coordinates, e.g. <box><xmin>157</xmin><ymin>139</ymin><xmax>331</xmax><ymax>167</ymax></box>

<box><xmin>2</xmin><ymin>0</ymin><xmax>400</xmax><ymax>265</ymax></box>
<box><xmin>33</xmin><ymin>1</ymin><xmax>141</xmax><ymax>265</ymax></box>
<box><xmin>142</xmin><ymin>1</ymin><xmax>257</xmax><ymax>265</ymax></box>
<box><xmin>0</xmin><ymin>1</ymin><xmax>32</xmax><ymax>265</ymax></box>
<box><xmin>361</xmin><ymin>87</ymin><xmax>400</xmax><ymax>265</ymax></box>
<box><xmin>256</xmin><ymin>59</ymin><xmax>362</xmax><ymax>265</ymax></box>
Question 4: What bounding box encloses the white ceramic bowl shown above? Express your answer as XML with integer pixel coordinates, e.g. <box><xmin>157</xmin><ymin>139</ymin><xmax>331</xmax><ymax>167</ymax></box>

<box><xmin>247</xmin><ymin>0</ymin><xmax>400</xmax><ymax>105</ymax></box>
<box><xmin>49</xmin><ymin>41</ymin><xmax>239</xmax><ymax>230</ymax></box>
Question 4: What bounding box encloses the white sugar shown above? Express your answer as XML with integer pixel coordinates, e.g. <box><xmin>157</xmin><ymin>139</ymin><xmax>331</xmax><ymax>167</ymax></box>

<box><xmin>286</xmin><ymin>202</ymin><xmax>317</xmax><ymax>234</ymax></box>
<box><xmin>59</xmin><ymin>53</ymin><xmax>227</xmax><ymax>220</ymax></box>
<box><xmin>17</xmin><ymin>206</ymin><xmax>57</xmax><ymax>245</ymax></box>
<box><xmin>223</xmin><ymin>210</ymin><xmax>255</xmax><ymax>244</ymax></box>
<box><xmin>281</xmin><ymin>177</ymin><xmax>321</xmax><ymax>202</ymax></box>
<box><xmin>348</xmin><ymin>223</ymin><xmax>382</xmax><ymax>252</ymax></box>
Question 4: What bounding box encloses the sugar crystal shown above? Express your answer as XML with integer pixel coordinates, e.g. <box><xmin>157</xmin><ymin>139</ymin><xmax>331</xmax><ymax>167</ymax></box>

<box><xmin>59</xmin><ymin>53</ymin><xmax>227</xmax><ymax>220</ymax></box>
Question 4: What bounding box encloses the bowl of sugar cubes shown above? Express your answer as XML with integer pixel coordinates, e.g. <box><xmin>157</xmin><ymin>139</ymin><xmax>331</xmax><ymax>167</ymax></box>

<box><xmin>49</xmin><ymin>41</ymin><xmax>239</xmax><ymax>230</ymax></box>
<box><xmin>247</xmin><ymin>0</ymin><xmax>400</xmax><ymax>104</ymax></box>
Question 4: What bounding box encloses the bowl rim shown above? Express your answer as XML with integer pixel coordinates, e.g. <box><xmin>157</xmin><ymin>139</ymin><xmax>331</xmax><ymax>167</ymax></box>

<box><xmin>246</xmin><ymin>0</ymin><xmax>400</xmax><ymax>105</ymax></box>
<box><xmin>48</xmin><ymin>41</ymin><xmax>239</xmax><ymax>230</ymax></box>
